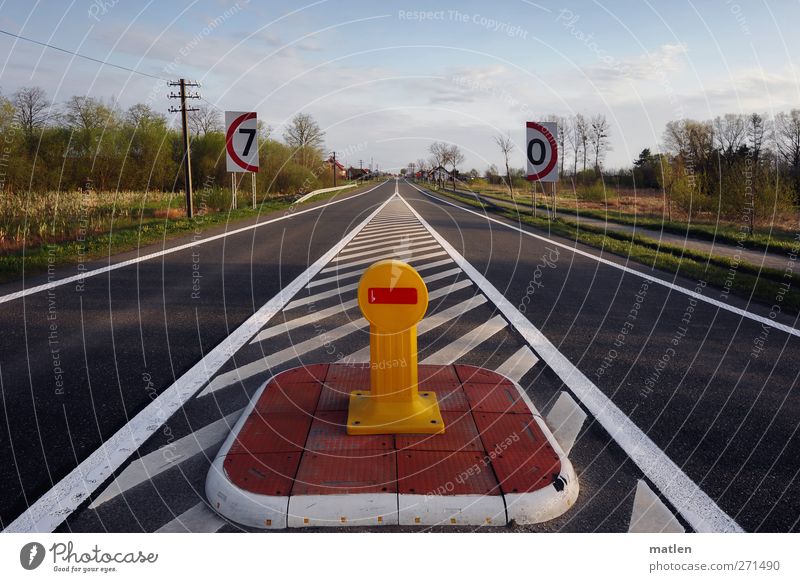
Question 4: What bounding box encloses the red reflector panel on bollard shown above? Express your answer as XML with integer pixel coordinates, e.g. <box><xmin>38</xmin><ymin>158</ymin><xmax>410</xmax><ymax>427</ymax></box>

<box><xmin>367</xmin><ymin>287</ymin><xmax>418</xmax><ymax>304</ymax></box>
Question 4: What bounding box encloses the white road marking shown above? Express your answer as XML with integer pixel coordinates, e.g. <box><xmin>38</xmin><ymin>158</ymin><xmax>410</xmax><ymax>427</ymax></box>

<box><xmin>545</xmin><ymin>391</ymin><xmax>587</xmax><ymax>455</ymax></box>
<box><xmin>344</xmin><ymin>292</ymin><xmax>486</xmax><ymax>363</ymax></box>
<box><xmin>352</xmin><ymin>226</ymin><xmax>428</xmax><ymax>240</ymax></box>
<box><xmin>399</xmin><ymin>192</ymin><xmax>744</xmax><ymax>533</ymax></box>
<box><xmin>0</xmin><ymin>180</ymin><xmax>389</xmax><ymax>306</ymax></box>
<box><xmin>342</xmin><ymin>233</ymin><xmax>433</xmax><ymax>254</ymax></box>
<box><xmin>421</xmin><ymin>314</ymin><xmax>508</xmax><ymax>365</ymax></box>
<box><xmin>250</xmin><ymin>299</ymin><xmax>358</xmax><ymax>343</ymax></box>
<box><xmin>361</xmin><ymin>218</ymin><xmax>418</xmax><ymax>227</ymax></box>
<box><xmin>4</xmin><ymin>194</ymin><xmax>395</xmax><ymax>534</ymax></box>
<box><xmin>319</xmin><ymin>245</ymin><xmax>443</xmax><ymax>273</ymax></box>
<box><xmin>306</xmin><ymin>257</ymin><xmax>453</xmax><ymax>289</ymax></box>
<box><xmin>406</xmin><ymin>180</ymin><xmax>800</xmax><ymax>339</ymax></box>
<box><xmin>199</xmin><ymin>318</ymin><xmax>368</xmax><ymax>397</ymax></box>
<box><xmin>330</xmin><ymin>239</ymin><xmax>437</xmax><ymax>263</ymax></box>
<box><xmin>495</xmin><ymin>345</ymin><xmax>540</xmax><ymax>383</ymax></box>
<box><xmin>156</xmin><ymin>501</ymin><xmax>228</xmax><ymax>533</ymax></box>
<box><xmin>89</xmin><ymin>410</ymin><xmax>244</xmax><ymax>508</ymax></box>
<box><xmin>628</xmin><ymin>480</ymin><xmax>685</xmax><ymax>533</ymax></box>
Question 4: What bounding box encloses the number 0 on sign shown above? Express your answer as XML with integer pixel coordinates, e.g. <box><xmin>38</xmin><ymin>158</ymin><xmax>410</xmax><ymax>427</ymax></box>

<box><xmin>225</xmin><ymin>111</ymin><xmax>259</xmax><ymax>173</ymax></box>
<box><xmin>526</xmin><ymin>121</ymin><xmax>558</xmax><ymax>182</ymax></box>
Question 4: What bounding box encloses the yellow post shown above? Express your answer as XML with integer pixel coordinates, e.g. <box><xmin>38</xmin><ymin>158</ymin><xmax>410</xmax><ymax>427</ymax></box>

<box><xmin>347</xmin><ymin>260</ymin><xmax>445</xmax><ymax>435</ymax></box>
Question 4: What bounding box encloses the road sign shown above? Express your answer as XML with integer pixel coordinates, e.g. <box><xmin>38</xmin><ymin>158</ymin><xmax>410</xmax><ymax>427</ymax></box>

<box><xmin>526</xmin><ymin>121</ymin><xmax>558</xmax><ymax>182</ymax></box>
<box><xmin>225</xmin><ymin>111</ymin><xmax>259</xmax><ymax>173</ymax></box>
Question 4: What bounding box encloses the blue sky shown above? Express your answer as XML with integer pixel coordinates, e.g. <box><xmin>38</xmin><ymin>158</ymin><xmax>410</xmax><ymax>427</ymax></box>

<box><xmin>1</xmin><ymin>0</ymin><xmax>798</xmax><ymax>171</ymax></box>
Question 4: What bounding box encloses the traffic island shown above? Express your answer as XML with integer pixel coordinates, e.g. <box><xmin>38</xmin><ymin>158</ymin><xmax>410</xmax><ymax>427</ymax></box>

<box><xmin>205</xmin><ymin>260</ymin><xmax>578</xmax><ymax>529</ymax></box>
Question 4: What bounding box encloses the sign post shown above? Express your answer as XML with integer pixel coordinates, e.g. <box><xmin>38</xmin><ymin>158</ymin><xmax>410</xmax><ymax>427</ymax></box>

<box><xmin>526</xmin><ymin>121</ymin><xmax>559</xmax><ymax>219</ymax></box>
<box><xmin>225</xmin><ymin>111</ymin><xmax>259</xmax><ymax>209</ymax></box>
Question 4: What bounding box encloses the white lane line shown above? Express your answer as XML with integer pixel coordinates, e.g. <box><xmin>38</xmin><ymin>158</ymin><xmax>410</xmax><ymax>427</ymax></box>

<box><xmin>363</xmin><ymin>218</ymin><xmax>418</xmax><ymax>226</ymax></box>
<box><xmin>306</xmin><ymin>257</ymin><xmax>453</xmax><ymax>289</ymax></box>
<box><xmin>330</xmin><ymin>239</ymin><xmax>436</xmax><ymax>263</ymax></box>
<box><xmin>4</xmin><ymin>195</ymin><xmax>395</xmax><ymax>534</ymax></box>
<box><xmin>628</xmin><ymin>480</ymin><xmax>685</xmax><ymax>533</ymax></box>
<box><xmin>544</xmin><ymin>391</ymin><xmax>587</xmax><ymax>455</ymax></box>
<box><xmin>282</xmin><ymin>266</ymin><xmax>462</xmax><ymax>311</ymax></box>
<box><xmin>319</xmin><ymin>245</ymin><xmax>443</xmax><ymax>273</ymax></box>
<box><xmin>89</xmin><ymin>410</ymin><xmax>244</xmax><ymax>508</ymax></box>
<box><xmin>0</xmin><ymin>180</ymin><xmax>389</xmax><ymax>306</ymax></box>
<box><xmin>199</xmin><ymin>318</ymin><xmax>368</xmax><ymax>397</ymax></box>
<box><xmin>156</xmin><ymin>502</ymin><xmax>228</xmax><ymax>533</ymax></box>
<box><xmin>341</xmin><ymin>233</ymin><xmax>433</xmax><ymax>254</ymax></box>
<box><xmin>399</xmin><ymin>193</ymin><xmax>744</xmax><ymax>533</ymax></box>
<box><xmin>406</xmin><ymin>180</ymin><xmax>799</xmax><ymax>339</ymax></box>
<box><xmin>421</xmin><ymin>314</ymin><xmax>508</xmax><ymax>364</ymax></box>
<box><xmin>495</xmin><ymin>345</ymin><xmax>540</xmax><ymax>383</ymax></box>
<box><xmin>344</xmin><ymin>291</ymin><xmax>486</xmax><ymax>363</ymax></box>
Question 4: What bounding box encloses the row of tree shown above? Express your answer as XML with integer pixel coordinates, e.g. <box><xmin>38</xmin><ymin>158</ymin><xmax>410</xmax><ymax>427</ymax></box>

<box><xmin>0</xmin><ymin>86</ymin><xmax>335</xmax><ymax>196</ymax></box>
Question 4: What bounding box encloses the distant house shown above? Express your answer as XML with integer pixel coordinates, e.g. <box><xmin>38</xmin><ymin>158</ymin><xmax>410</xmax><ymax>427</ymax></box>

<box><xmin>325</xmin><ymin>158</ymin><xmax>347</xmax><ymax>179</ymax></box>
<box><xmin>427</xmin><ymin>165</ymin><xmax>451</xmax><ymax>184</ymax></box>
<box><xmin>347</xmin><ymin>167</ymin><xmax>370</xmax><ymax>180</ymax></box>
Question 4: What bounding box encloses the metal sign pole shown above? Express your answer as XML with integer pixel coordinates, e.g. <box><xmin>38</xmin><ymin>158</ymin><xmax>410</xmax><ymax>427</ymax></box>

<box><xmin>251</xmin><ymin>172</ymin><xmax>256</xmax><ymax>208</ymax></box>
<box><xmin>231</xmin><ymin>173</ymin><xmax>238</xmax><ymax>210</ymax></box>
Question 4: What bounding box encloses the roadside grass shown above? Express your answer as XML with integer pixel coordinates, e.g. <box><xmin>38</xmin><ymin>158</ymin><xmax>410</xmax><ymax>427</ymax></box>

<box><xmin>0</xmin><ymin>182</ymin><xmax>377</xmax><ymax>283</ymax></box>
<box><xmin>455</xmin><ymin>183</ymin><xmax>799</xmax><ymax>255</ymax></box>
<box><xmin>428</xmin><ymin>185</ymin><xmax>800</xmax><ymax>314</ymax></box>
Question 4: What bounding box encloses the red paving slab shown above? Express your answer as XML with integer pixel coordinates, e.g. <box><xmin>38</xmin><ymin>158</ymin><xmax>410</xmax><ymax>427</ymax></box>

<box><xmin>396</xmin><ymin>411</ymin><xmax>482</xmax><ymax>452</ymax></box>
<box><xmin>228</xmin><ymin>413</ymin><xmax>312</xmax><ymax>454</ymax></box>
<box><xmin>306</xmin><ymin>410</ymin><xmax>393</xmax><ymax>452</ymax></box>
<box><xmin>292</xmin><ymin>451</ymin><xmax>397</xmax><ymax>495</ymax></box>
<box><xmin>463</xmin><ymin>381</ymin><xmax>531</xmax><ymax>414</ymax></box>
<box><xmin>224</xmin><ymin>452</ymin><xmax>301</xmax><ymax>496</ymax></box>
<box><xmin>224</xmin><ymin>364</ymin><xmax>562</xmax><ymax>505</ymax></box>
<box><xmin>397</xmin><ymin>451</ymin><xmax>500</xmax><ymax>495</ymax></box>
<box><xmin>255</xmin><ymin>381</ymin><xmax>321</xmax><ymax>415</ymax></box>
<box><xmin>473</xmin><ymin>412</ymin><xmax>557</xmax><ymax>457</ymax></box>
<box><xmin>491</xmin><ymin>450</ymin><xmax>561</xmax><ymax>494</ymax></box>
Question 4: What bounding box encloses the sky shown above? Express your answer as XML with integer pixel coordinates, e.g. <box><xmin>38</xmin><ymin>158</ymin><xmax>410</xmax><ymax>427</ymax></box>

<box><xmin>1</xmin><ymin>0</ymin><xmax>799</xmax><ymax>172</ymax></box>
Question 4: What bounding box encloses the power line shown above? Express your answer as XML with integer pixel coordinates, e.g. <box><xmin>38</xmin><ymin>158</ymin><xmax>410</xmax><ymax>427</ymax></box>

<box><xmin>0</xmin><ymin>28</ymin><xmax>167</xmax><ymax>81</ymax></box>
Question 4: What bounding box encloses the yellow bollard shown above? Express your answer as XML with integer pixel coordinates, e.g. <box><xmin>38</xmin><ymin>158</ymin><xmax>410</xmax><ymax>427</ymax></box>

<box><xmin>347</xmin><ymin>259</ymin><xmax>445</xmax><ymax>435</ymax></box>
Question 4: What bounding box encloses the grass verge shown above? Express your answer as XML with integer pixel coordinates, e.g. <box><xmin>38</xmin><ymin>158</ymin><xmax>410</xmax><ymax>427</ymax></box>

<box><xmin>0</xmin><ymin>183</ymin><xmax>377</xmax><ymax>284</ymax></box>
<box><xmin>427</xmin><ymin>185</ymin><xmax>800</xmax><ymax>314</ymax></box>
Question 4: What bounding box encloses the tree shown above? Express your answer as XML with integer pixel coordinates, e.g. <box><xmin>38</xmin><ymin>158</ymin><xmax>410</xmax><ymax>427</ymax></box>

<box><xmin>713</xmin><ymin>113</ymin><xmax>746</xmax><ymax>160</ymax></box>
<box><xmin>589</xmin><ymin>114</ymin><xmax>610</xmax><ymax>171</ymax></box>
<box><xmin>494</xmin><ymin>132</ymin><xmax>515</xmax><ymax>199</ymax></box>
<box><xmin>188</xmin><ymin>104</ymin><xmax>222</xmax><ymax>137</ymax></box>
<box><xmin>775</xmin><ymin>110</ymin><xmax>800</xmax><ymax>171</ymax></box>
<box><xmin>283</xmin><ymin>112</ymin><xmax>325</xmax><ymax>167</ymax></box>
<box><xmin>565</xmin><ymin>116</ymin><xmax>581</xmax><ymax>177</ymax></box>
<box><xmin>13</xmin><ymin>86</ymin><xmax>50</xmax><ymax>153</ymax></box>
<box><xmin>574</xmin><ymin>113</ymin><xmax>589</xmax><ymax>174</ymax></box>
<box><xmin>428</xmin><ymin>141</ymin><xmax>449</xmax><ymax>188</ymax></box>
<box><xmin>446</xmin><ymin>144</ymin><xmax>464</xmax><ymax>191</ymax></box>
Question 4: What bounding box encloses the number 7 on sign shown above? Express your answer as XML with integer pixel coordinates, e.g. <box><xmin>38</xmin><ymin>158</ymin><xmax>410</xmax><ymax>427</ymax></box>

<box><xmin>239</xmin><ymin>128</ymin><xmax>256</xmax><ymax>157</ymax></box>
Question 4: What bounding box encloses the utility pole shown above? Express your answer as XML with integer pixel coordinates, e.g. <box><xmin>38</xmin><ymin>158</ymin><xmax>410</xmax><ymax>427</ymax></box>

<box><xmin>168</xmin><ymin>79</ymin><xmax>200</xmax><ymax>218</ymax></box>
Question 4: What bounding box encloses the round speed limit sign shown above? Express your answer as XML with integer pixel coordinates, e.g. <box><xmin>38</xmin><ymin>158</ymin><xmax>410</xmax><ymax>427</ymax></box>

<box><xmin>526</xmin><ymin>121</ymin><xmax>558</xmax><ymax>182</ymax></box>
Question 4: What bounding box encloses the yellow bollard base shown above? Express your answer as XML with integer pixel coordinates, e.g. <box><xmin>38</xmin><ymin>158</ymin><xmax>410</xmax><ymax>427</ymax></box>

<box><xmin>346</xmin><ymin>390</ymin><xmax>445</xmax><ymax>435</ymax></box>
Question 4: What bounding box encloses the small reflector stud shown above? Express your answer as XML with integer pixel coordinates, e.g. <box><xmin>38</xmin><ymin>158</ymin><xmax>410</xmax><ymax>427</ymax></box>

<box><xmin>367</xmin><ymin>287</ymin><xmax>418</xmax><ymax>304</ymax></box>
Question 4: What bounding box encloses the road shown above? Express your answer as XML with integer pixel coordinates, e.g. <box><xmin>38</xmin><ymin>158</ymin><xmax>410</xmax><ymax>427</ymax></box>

<box><xmin>1</xmin><ymin>178</ymin><xmax>798</xmax><ymax>533</ymax></box>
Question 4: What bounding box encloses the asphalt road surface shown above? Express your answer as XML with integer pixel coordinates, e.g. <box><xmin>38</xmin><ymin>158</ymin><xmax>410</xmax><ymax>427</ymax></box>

<box><xmin>2</xmin><ymin>178</ymin><xmax>798</xmax><ymax>533</ymax></box>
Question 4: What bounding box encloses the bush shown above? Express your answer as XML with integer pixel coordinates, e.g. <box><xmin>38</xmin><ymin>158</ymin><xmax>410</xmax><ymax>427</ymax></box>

<box><xmin>576</xmin><ymin>180</ymin><xmax>617</xmax><ymax>202</ymax></box>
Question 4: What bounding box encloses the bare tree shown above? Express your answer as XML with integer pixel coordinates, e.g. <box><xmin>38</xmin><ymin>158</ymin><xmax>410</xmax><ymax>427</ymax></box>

<box><xmin>429</xmin><ymin>141</ymin><xmax>449</xmax><ymax>188</ymax></box>
<box><xmin>494</xmin><ymin>132</ymin><xmax>514</xmax><ymax>199</ymax></box>
<box><xmin>775</xmin><ymin>109</ymin><xmax>800</xmax><ymax>170</ymax></box>
<box><xmin>446</xmin><ymin>144</ymin><xmax>464</xmax><ymax>191</ymax></box>
<box><xmin>747</xmin><ymin>112</ymin><xmax>767</xmax><ymax>161</ymax></box>
<box><xmin>713</xmin><ymin>113</ymin><xmax>746</xmax><ymax>158</ymax></box>
<box><xmin>575</xmin><ymin>113</ymin><xmax>590</xmax><ymax>174</ymax></box>
<box><xmin>283</xmin><ymin>112</ymin><xmax>325</xmax><ymax>166</ymax></box>
<box><xmin>189</xmin><ymin>104</ymin><xmax>222</xmax><ymax>137</ymax></box>
<box><xmin>565</xmin><ymin>116</ymin><xmax>581</xmax><ymax>177</ymax></box>
<box><xmin>13</xmin><ymin>86</ymin><xmax>50</xmax><ymax>151</ymax></box>
<box><xmin>589</xmin><ymin>114</ymin><xmax>611</xmax><ymax>171</ymax></box>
